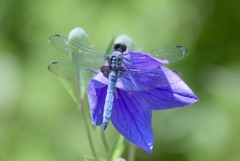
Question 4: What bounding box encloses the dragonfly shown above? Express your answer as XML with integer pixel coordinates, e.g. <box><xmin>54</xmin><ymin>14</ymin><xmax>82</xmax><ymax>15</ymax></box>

<box><xmin>48</xmin><ymin>34</ymin><xmax>188</xmax><ymax>131</ymax></box>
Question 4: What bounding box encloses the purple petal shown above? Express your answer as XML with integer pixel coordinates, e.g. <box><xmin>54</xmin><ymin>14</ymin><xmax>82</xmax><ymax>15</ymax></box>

<box><xmin>88</xmin><ymin>77</ymin><xmax>154</xmax><ymax>152</ymax></box>
<box><xmin>124</xmin><ymin>50</ymin><xmax>168</xmax><ymax>70</ymax></box>
<box><xmin>87</xmin><ymin>78</ymin><xmax>107</xmax><ymax>125</ymax></box>
<box><xmin>129</xmin><ymin>66</ymin><xmax>198</xmax><ymax>109</ymax></box>
<box><xmin>111</xmin><ymin>89</ymin><xmax>154</xmax><ymax>153</ymax></box>
<box><xmin>116</xmin><ymin>66</ymin><xmax>182</xmax><ymax>91</ymax></box>
<box><xmin>114</xmin><ymin>51</ymin><xmax>182</xmax><ymax>91</ymax></box>
<box><xmin>136</xmin><ymin>82</ymin><xmax>198</xmax><ymax>110</ymax></box>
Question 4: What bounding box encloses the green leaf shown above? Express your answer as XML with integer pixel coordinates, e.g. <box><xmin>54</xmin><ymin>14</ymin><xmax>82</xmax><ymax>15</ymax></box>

<box><xmin>57</xmin><ymin>75</ymin><xmax>89</xmax><ymax>106</ymax></box>
<box><xmin>83</xmin><ymin>156</ymin><xmax>108</xmax><ymax>161</ymax></box>
<box><xmin>109</xmin><ymin>135</ymin><xmax>125</xmax><ymax>161</ymax></box>
<box><xmin>58</xmin><ymin>77</ymin><xmax>79</xmax><ymax>104</ymax></box>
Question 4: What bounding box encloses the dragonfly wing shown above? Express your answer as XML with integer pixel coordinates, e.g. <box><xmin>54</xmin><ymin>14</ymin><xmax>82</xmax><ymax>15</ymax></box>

<box><xmin>49</xmin><ymin>34</ymin><xmax>107</xmax><ymax>67</ymax></box>
<box><xmin>148</xmin><ymin>46</ymin><xmax>188</xmax><ymax>64</ymax></box>
<box><xmin>116</xmin><ymin>50</ymin><xmax>183</xmax><ymax>91</ymax></box>
<box><xmin>48</xmin><ymin>62</ymin><xmax>99</xmax><ymax>87</ymax></box>
<box><xmin>117</xmin><ymin>66</ymin><xmax>182</xmax><ymax>91</ymax></box>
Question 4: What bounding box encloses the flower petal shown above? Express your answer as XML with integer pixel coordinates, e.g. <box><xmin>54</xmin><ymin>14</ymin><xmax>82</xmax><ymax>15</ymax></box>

<box><xmin>124</xmin><ymin>51</ymin><xmax>168</xmax><ymax>70</ymax></box>
<box><xmin>143</xmin><ymin>66</ymin><xmax>198</xmax><ymax>109</ymax></box>
<box><xmin>87</xmin><ymin>78</ymin><xmax>107</xmax><ymax>125</ymax></box>
<box><xmin>111</xmin><ymin>89</ymin><xmax>154</xmax><ymax>153</ymax></box>
<box><xmin>138</xmin><ymin>82</ymin><xmax>198</xmax><ymax>110</ymax></box>
<box><xmin>115</xmin><ymin>51</ymin><xmax>182</xmax><ymax>91</ymax></box>
<box><xmin>88</xmin><ymin>77</ymin><xmax>154</xmax><ymax>153</ymax></box>
<box><xmin>116</xmin><ymin>66</ymin><xmax>182</xmax><ymax>91</ymax></box>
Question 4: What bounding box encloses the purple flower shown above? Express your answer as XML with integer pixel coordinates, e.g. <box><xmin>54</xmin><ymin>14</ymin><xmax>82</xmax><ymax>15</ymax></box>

<box><xmin>87</xmin><ymin>50</ymin><xmax>198</xmax><ymax>153</ymax></box>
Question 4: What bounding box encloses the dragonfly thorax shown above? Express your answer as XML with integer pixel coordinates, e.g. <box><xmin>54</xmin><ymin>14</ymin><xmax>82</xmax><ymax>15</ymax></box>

<box><xmin>100</xmin><ymin>43</ymin><xmax>126</xmax><ymax>79</ymax></box>
<box><xmin>109</xmin><ymin>51</ymin><xmax>124</xmax><ymax>69</ymax></box>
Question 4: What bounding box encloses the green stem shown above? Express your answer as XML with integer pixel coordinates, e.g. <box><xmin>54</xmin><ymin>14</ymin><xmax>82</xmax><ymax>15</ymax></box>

<box><xmin>99</xmin><ymin>130</ymin><xmax>109</xmax><ymax>157</ymax></box>
<box><xmin>128</xmin><ymin>143</ymin><xmax>136</xmax><ymax>161</ymax></box>
<box><xmin>69</xmin><ymin>39</ymin><xmax>98</xmax><ymax>159</ymax></box>
<box><xmin>76</xmin><ymin>69</ymin><xmax>97</xmax><ymax>158</ymax></box>
<box><xmin>79</xmin><ymin>101</ymin><xmax>98</xmax><ymax>158</ymax></box>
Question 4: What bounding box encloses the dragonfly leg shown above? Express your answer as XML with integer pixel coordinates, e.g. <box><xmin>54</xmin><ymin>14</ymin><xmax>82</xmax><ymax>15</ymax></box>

<box><xmin>116</xmin><ymin>66</ymin><xmax>125</xmax><ymax>78</ymax></box>
<box><xmin>101</xmin><ymin>66</ymin><xmax>110</xmax><ymax>78</ymax></box>
<box><xmin>123</xmin><ymin>57</ymin><xmax>131</xmax><ymax>62</ymax></box>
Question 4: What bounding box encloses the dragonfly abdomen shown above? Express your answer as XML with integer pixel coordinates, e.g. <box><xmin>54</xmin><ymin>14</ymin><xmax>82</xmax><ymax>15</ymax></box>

<box><xmin>103</xmin><ymin>70</ymin><xmax>117</xmax><ymax>131</ymax></box>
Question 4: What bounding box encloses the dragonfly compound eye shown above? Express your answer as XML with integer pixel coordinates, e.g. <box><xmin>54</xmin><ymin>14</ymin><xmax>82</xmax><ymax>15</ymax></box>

<box><xmin>114</xmin><ymin>43</ymin><xmax>127</xmax><ymax>53</ymax></box>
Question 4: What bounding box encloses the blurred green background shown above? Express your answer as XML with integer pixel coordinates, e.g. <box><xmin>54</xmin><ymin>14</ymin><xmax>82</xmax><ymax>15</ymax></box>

<box><xmin>0</xmin><ymin>0</ymin><xmax>240</xmax><ymax>160</ymax></box>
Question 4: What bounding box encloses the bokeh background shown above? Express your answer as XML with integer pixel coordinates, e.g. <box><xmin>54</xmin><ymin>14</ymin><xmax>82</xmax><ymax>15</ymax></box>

<box><xmin>1</xmin><ymin>0</ymin><xmax>240</xmax><ymax>160</ymax></box>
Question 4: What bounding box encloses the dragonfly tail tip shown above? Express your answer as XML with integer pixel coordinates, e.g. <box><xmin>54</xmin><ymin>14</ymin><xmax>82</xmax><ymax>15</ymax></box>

<box><xmin>102</xmin><ymin>123</ymin><xmax>108</xmax><ymax>131</ymax></box>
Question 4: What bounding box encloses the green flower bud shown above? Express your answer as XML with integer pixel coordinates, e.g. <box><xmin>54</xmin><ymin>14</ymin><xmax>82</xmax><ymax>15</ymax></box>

<box><xmin>68</xmin><ymin>27</ymin><xmax>88</xmax><ymax>46</ymax></box>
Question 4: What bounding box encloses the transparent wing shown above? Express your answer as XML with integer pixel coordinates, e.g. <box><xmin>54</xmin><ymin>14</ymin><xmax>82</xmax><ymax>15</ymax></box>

<box><xmin>49</xmin><ymin>34</ymin><xmax>108</xmax><ymax>67</ymax></box>
<box><xmin>117</xmin><ymin>66</ymin><xmax>182</xmax><ymax>91</ymax></box>
<box><xmin>148</xmin><ymin>46</ymin><xmax>188</xmax><ymax>64</ymax></box>
<box><xmin>48</xmin><ymin>62</ymin><xmax>99</xmax><ymax>87</ymax></box>
<box><xmin>116</xmin><ymin>50</ymin><xmax>184</xmax><ymax>91</ymax></box>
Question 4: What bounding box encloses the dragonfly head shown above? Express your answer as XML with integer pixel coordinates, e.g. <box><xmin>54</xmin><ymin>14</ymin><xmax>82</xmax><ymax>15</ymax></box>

<box><xmin>114</xmin><ymin>43</ymin><xmax>126</xmax><ymax>53</ymax></box>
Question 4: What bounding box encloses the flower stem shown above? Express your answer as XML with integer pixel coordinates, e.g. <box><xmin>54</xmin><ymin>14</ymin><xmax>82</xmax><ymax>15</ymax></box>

<box><xmin>76</xmin><ymin>73</ymin><xmax>97</xmax><ymax>158</ymax></box>
<box><xmin>79</xmin><ymin>102</ymin><xmax>98</xmax><ymax>158</ymax></box>
<box><xmin>68</xmin><ymin>29</ymin><xmax>98</xmax><ymax>159</ymax></box>
<box><xmin>99</xmin><ymin>130</ymin><xmax>109</xmax><ymax>156</ymax></box>
<box><xmin>128</xmin><ymin>143</ymin><xmax>136</xmax><ymax>161</ymax></box>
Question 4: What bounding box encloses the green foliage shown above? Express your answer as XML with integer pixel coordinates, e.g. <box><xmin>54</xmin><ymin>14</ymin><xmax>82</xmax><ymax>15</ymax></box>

<box><xmin>109</xmin><ymin>135</ymin><xmax>125</xmax><ymax>161</ymax></box>
<box><xmin>83</xmin><ymin>156</ymin><xmax>108</xmax><ymax>161</ymax></box>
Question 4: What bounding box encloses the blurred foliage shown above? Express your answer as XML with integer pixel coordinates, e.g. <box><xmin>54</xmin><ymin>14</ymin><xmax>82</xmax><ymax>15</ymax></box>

<box><xmin>0</xmin><ymin>0</ymin><xmax>240</xmax><ymax>161</ymax></box>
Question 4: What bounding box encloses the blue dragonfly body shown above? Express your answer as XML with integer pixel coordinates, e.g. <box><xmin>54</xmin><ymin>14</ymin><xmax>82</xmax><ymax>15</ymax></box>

<box><xmin>48</xmin><ymin>34</ymin><xmax>188</xmax><ymax>131</ymax></box>
<box><xmin>100</xmin><ymin>43</ymin><xmax>126</xmax><ymax>130</ymax></box>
